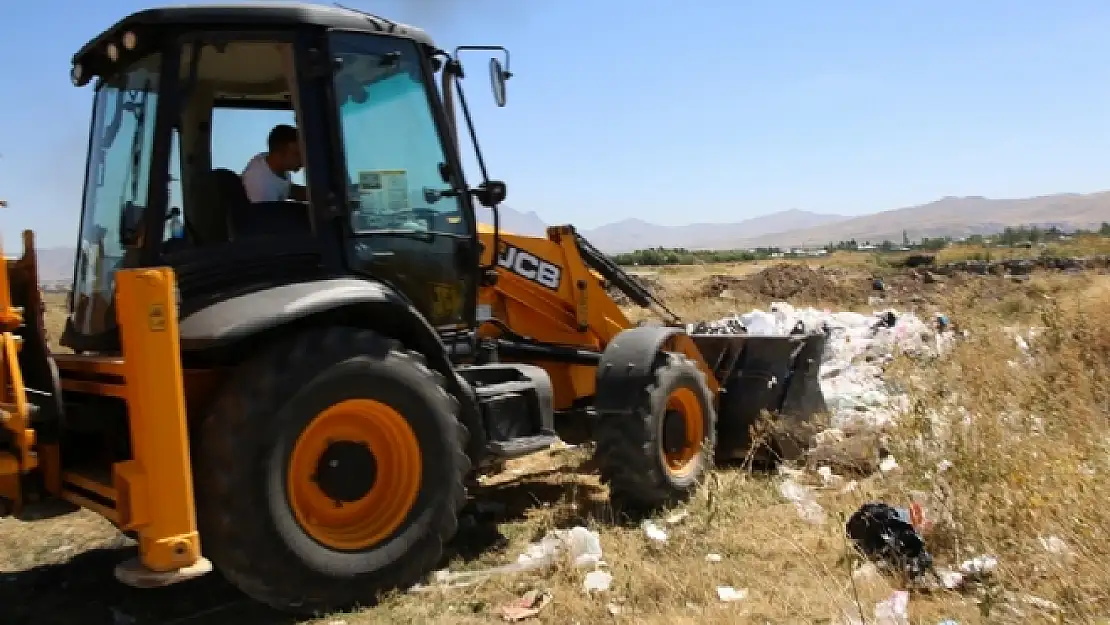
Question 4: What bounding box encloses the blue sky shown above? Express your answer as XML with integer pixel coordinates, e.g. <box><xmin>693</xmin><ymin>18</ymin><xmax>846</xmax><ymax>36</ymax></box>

<box><xmin>4</xmin><ymin>0</ymin><xmax>1110</xmax><ymax>248</ymax></box>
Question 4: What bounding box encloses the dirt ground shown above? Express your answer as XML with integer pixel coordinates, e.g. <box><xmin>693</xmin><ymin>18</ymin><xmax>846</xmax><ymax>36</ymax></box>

<box><xmin>3</xmin><ymin>264</ymin><xmax>1109</xmax><ymax>624</ymax></box>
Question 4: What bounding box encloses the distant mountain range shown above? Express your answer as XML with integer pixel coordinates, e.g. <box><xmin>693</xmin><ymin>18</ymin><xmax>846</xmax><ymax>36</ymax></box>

<box><xmin>480</xmin><ymin>189</ymin><xmax>1110</xmax><ymax>252</ymax></box>
<box><xmin>28</xmin><ymin>190</ymin><xmax>1110</xmax><ymax>281</ymax></box>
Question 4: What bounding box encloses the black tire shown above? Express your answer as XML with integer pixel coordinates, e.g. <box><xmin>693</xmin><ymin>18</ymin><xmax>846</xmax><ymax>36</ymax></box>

<box><xmin>593</xmin><ymin>352</ymin><xmax>716</xmax><ymax>509</ymax></box>
<box><xmin>194</xmin><ymin>326</ymin><xmax>469</xmax><ymax>615</ymax></box>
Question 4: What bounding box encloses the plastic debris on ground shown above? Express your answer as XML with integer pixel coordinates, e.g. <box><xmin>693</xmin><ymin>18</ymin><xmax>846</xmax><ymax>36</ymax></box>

<box><xmin>958</xmin><ymin>554</ymin><xmax>998</xmax><ymax>579</ymax></box>
<box><xmin>583</xmin><ymin>570</ymin><xmax>613</xmax><ymax>593</ymax></box>
<box><xmin>413</xmin><ymin>526</ymin><xmax>604</xmax><ymax>590</ymax></box>
<box><xmin>833</xmin><ymin>590</ymin><xmax>910</xmax><ymax>625</ymax></box>
<box><xmin>716</xmin><ymin>586</ymin><xmax>748</xmax><ymax>602</ymax></box>
<box><xmin>664</xmin><ymin>510</ymin><xmax>689</xmax><ymax>524</ymax></box>
<box><xmin>873</xmin><ymin>590</ymin><xmax>910</xmax><ymax>625</ymax></box>
<box><xmin>641</xmin><ymin>520</ymin><xmax>668</xmax><ymax>544</ymax></box>
<box><xmin>499</xmin><ymin>589</ymin><xmax>552</xmax><ymax>622</ymax></box>
<box><xmin>778</xmin><ymin>476</ymin><xmax>826</xmax><ymax>524</ymax></box>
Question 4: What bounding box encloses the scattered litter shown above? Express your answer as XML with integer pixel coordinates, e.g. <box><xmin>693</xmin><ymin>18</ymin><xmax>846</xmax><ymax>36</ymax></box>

<box><xmin>705</xmin><ymin>553</ymin><xmax>723</xmax><ymax>563</ymax></box>
<box><xmin>716</xmin><ymin>586</ymin><xmax>748</xmax><ymax>602</ymax></box>
<box><xmin>873</xmin><ymin>590</ymin><xmax>910</xmax><ymax>625</ymax></box>
<box><xmin>583</xmin><ymin>570</ymin><xmax>612</xmax><ymax>593</ymax></box>
<box><xmin>936</xmin><ymin>620</ymin><xmax>960</xmax><ymax>625</ymax></box>
<box><xmin>665</xmin><ymin>510</ymin><xmax>689</xmax><ymax>524</ymax></box>
<box><xmin>846</xmin><ymin>502</ymin><xmax>933</xmax><ymax>579</ymax></box>
<box><xmin>817</xmin><ymin>465</ymin><xmax>845</xmax><ymax>488</ymax></box>
<box><xmin>878</xmin><ymin>454</ymin><xmax>899</xmax><ymax>473</ymax></box>
<box><xmin>935</xmin><ymin>567</ymin><xmax>965</xmax><ymax>589</ymax></box>
<box><xmin>778</xmin><ymin>478</ymin><xmax>826</xmax><ymax>524</ymax></box>
<box><xmin>499</xmin><ymin>589</ymin><xmax>552</xmax><ymax>622</ymax></box>
<box><xmin>641</xmin><ymin>520</ymin><xmax>668</xmax><ymax>544</ymax></box>
<box><xmin>839</xmin><ymin>480</ymin><xmax>860</xmax><ymax>494</ymax></box>
<box><xmin>606</xmin><ymin>602</ymin><xmax>623</xmax><ymax>616</ymax></box>
<box><xmin>416</xmin><ymin>526</ymin><xmax>603</xmax><ymax>589</ymax></box>
<box><xmin>959</xmin><ymin>554</ymin><xmax>997</xmax><ymax>577</ymax></box>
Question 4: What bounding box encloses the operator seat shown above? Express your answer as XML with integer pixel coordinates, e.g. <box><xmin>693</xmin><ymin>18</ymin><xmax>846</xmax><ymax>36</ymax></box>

<box><xmin>192</xmin><ymin>168</ymin><xmax>246</xmax><ymax>244</ymax></box>
<box><xmin>195</xmin><ymin>167</ymin><xmax>312</xmax><ymax>241</ymax></box>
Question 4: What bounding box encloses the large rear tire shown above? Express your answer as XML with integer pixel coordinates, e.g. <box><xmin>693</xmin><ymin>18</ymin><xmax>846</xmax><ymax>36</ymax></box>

<box><xmin>594</xmin><ymin>352</ymin><xmax>716</xmax><ymax>509</ymax></box>
<box><xmin>194</xmin><ymin>326</ymin><xmax>469</xmax><ymax>615</ymax></box>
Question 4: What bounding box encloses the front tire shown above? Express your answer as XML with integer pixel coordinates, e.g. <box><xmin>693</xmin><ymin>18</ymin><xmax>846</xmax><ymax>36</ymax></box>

<box><xmin>194</xmin><ymin>326</ymin><xmax>469</xmax><ymax>615</ymax></box>
<box><xmin>594</xmin><ymin>352</ymin><xmax>716</xmax><ymax>509</ymax></box>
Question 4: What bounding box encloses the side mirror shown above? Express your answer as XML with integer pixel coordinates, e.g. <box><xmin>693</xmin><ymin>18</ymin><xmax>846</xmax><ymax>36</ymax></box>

<box><xmin>489</xmin><ymin>57</ymin><xmax>510</xmax><ymax>107</ymax></box>
<box><xmin>472</xmin><ymin>180</ymin><xmax>507</xmax><ymax>208</ymax></box>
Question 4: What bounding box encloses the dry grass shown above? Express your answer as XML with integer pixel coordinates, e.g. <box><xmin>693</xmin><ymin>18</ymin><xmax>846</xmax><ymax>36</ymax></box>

<box><xmin>935</xmin><ymin>234</ymin><xmax>1110</xmax><ymax>263</ymax></box>
<box><xmin>3</xmin><ymin>265</ymin><xmax>1110</xmax><ymax>624</ymax></box>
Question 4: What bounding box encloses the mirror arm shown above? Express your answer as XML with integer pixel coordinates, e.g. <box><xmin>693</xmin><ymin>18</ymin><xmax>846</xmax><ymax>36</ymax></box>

<box><xmin>444</xmin><ymin>48</ymin><xmax>510</xmax><ymax>279</ymax></box>
<box><xmin>453</xmin><ymin>45</ymin><xmax>510</xmax><ymax>76</ymax></box>
<box><xmin>452</xmin><ymin>72</ymin><xmax>490</xmax><ymax>184</ymax></box>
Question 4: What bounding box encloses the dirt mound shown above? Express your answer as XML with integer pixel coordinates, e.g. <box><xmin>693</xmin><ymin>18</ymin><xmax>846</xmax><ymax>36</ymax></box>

<box><xmin>698</xmin><ymin>264</ymin><xmax>855</xmax><ymax>304</ymax></box>
<box><xmin>745</xmin><ymin>264</ymin><xmax>848</xmax><ymax>300</ymax></box>
<box><xmin>700</xmin><ymin>274</ymin><xmax>748</xmax><ymax>298</ymax></box>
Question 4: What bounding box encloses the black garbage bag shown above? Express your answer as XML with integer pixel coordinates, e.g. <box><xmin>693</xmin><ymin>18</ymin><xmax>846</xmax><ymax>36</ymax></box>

<box><xmin>872</xmin><ymin>311</ymin><xmax>898</xmax><ymax>330</ymax></box>
<box><xmin>845</xmin><ymin>502</ymin><xmax>933</xmax><ymax>579</ymax></box>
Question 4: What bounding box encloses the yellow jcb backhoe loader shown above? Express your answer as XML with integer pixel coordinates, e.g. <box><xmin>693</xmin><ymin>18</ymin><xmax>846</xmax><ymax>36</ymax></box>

<box><xmin>0</xmin><ymin>2</ymin><xmax>828</xmax><ymax>617</ymax></box>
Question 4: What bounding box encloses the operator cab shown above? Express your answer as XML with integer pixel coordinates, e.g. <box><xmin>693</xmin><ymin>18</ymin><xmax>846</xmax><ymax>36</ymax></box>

<box><xmin>63</xmin><ymin>3</ymin><xmax>508</xmax><ymax>355</ymax></box>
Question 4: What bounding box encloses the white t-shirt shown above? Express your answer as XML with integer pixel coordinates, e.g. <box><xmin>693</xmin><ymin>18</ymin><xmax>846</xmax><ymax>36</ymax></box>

<box><xmin>240</xmin><ymin>152</ymin><xmax>291</xmax><ymax>203</ymax></box>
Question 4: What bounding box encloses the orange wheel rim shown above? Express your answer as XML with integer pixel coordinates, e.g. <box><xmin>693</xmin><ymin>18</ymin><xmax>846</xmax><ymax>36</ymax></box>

<box><xmin>287</xmin><ymin>398</ymin><xmax>422</xmax><ymax>551</ymax></box>
<box><xmin>660</xmin><ymin>387</ymin><xmax>705</xmax><ymax>477</ymax></box>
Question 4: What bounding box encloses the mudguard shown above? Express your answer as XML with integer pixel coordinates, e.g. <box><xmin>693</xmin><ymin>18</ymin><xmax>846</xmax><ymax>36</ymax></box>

<box><xmin>176</xmin><ymin>277</ymin><xmax>489</xmax><ymax>465</ymax></box>
<box><xmin>178</xmin><ymin>278</ymin><xmax>402</xmax><ymax>349</ymax></box>
<box><xmin>593</xmin><ymin>325</ymin><xmax>685</xmax><ymax>415</ymax></box>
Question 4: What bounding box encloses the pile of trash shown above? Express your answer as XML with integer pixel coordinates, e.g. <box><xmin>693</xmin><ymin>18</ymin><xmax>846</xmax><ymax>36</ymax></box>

<box><xmin>691</xmin><ymin>301</ymin><xmax>956</xmax><ymax>429</ymax></box>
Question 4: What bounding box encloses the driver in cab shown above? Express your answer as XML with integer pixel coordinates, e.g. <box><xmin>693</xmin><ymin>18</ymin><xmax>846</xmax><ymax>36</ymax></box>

<box><xmin>241</xmin><ymin>124</ymin><xmax>308</xmax><ymax>203</ymax></box>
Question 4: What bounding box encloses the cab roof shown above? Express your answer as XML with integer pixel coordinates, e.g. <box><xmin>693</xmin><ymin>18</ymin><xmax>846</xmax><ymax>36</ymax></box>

<box><xmin>73</xmin><ymin>3</ymin><xmax>436</xmax><ymax>75</ymax></box>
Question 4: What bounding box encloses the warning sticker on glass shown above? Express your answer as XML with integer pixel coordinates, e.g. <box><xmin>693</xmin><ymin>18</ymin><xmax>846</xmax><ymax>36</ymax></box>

<box><xmin>357</xmin><ymin>170</ymin><xmax>410</xmax><ymax>215</ymax></box>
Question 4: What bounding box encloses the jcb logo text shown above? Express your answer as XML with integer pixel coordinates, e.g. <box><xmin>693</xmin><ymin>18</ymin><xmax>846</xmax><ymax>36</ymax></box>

<box><xmin>497</xmin><ymin>245</ymin><xmax>562</xmax><ymax>290</ymax></box>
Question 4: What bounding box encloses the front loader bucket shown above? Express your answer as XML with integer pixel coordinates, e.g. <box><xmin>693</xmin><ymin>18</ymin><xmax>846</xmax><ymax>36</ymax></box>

<box><xmin>690</xmin><ymin>331</ymin><xmax>829</xmax><ymax>463</ymax></box>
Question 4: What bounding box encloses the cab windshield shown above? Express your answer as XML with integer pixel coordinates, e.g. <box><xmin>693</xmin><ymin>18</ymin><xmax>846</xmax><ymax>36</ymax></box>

<box><xmin>330</xmin><ymin>33</ymin><xmax>468</xmax><ymax>237</ymax></box>
<box><xmin>72</xmin><ymin>54</ymin><xmax>161</xmax><ymax>336</ymax></box>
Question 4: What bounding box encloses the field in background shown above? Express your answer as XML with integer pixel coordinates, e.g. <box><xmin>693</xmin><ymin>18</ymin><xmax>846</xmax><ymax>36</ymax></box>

<box><xmin>3</xmin><ymin>258</ymin><xmax>1110</xmax><ymax>624</ymax></box>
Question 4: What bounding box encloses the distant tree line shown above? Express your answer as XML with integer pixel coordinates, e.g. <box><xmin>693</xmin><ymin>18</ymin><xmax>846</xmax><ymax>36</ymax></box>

<box><xmin>609</xmin><ymin>224</ymin><xmax>1110</xmax><ymax>266</ymax></box>
<box><xmin>611</xmin><ymin>247</ymin><xmax>778</xmax><ymax>266</ymax></box>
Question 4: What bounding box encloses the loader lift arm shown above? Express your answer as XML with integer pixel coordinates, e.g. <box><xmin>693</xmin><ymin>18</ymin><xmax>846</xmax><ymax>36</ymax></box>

<box><xmin>571</xmin><ymin>229</ymin><xmax>680</xmax><ymax>324</ymax></box>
